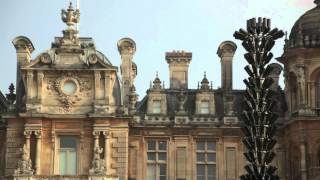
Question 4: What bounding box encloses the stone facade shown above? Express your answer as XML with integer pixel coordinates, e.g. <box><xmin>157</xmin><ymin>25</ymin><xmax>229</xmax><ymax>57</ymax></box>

<box><xmin>1</xmin><ymin>1</ymin><xmax>320</xmax><ymax>180</ymax></box>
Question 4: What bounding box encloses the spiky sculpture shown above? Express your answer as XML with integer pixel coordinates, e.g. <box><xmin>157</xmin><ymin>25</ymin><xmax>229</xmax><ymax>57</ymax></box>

<box><xmin>234</xmin><ymin>18</ymin><xmax>284</xmax><ymax>180</ymax></box>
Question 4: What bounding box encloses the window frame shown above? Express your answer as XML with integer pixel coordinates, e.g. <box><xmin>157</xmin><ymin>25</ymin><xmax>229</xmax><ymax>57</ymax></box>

<box><xmin>200</xmin><ymin>100</ymin><xmax>210</xmax><ymax>114</ymax></box>
<box><xmin>195</xmin><ymin>139</ymin><xmax>217</xmax><ymax>180</ymax></box>
<box><xmin>152</xmin><ymin>100</ymin><xmax>162</xmax><ymax>114</ymax></box>
<box><xmin>54</xmin><ymin>135</ymin><xmax>80</xmax><ymax>175</ymax></box>
<box><xmin>146</xmin><ymin>139</ymin><xmax>168</xmax><ymax>180</ymax></box>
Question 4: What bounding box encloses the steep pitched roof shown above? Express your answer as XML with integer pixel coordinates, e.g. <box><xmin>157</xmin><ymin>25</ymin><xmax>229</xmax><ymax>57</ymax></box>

<box><xmin>0</xmin><ymin>90</ymin><xmax>8</xmax><ymax>113</ymax></box>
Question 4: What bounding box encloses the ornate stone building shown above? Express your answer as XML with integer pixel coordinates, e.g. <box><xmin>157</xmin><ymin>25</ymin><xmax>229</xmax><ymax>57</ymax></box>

<box><xmin>0</xmin><ymin>1</ymin><xmax>320</xmax><ymax>180</ymax></box>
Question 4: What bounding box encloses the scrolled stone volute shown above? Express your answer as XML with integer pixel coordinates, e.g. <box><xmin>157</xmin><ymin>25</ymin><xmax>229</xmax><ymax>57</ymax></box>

<box><xmin>12</xmin><ymin>36</ymin><xmax>35</xmax><ymax>65</ymax></box>
<box><xmin>12</xmin><ymin>36</ymin><xmax>35</xmax><ymax>53</ymax></box>
<box><xmin>117</xmin><ymin>38</ymin><xmax>136</xmax><ymax>55</ymax></box>
<box><xmin>217</xmin><ymin>41</ymin><xmax>237</xmax><ymax>58</ymax></box>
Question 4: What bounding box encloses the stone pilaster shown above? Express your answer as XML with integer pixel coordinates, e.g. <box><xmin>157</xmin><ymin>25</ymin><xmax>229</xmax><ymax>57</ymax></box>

<box><xmin>37</xmin><ymin>71</ymin><xmax>44</xmax><ymax>101</ymax></box>
<box><xmin>26</xmin><ymin>71</ymin><xmax>34</xmax><ymax>100</ymax></box>
<box><xmin>94</xmin><ymin>71</ymin><xmax>101</xmax><ymax>100</ymax></box>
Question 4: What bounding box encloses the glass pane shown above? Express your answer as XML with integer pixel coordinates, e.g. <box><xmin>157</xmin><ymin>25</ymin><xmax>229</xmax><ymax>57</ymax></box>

<box><xmin>68</xmin><ymin>151</ymin><xmax>77</xmax><ymax>175</ymax></box>
<box><xmin>63</xmin><ymin>80</ymin><xmax>77</xmax><ymax>95</ymax></box>
<box><xmin>207</xmin><ymin>142</ymin><xmax>216</xmax><ymax>151</ymax></box>
<box><xmin>160</xmin><ymin>176</ymin><xmax>166</xmax><ymax>180</ymax></box>
<box><xmin>200</xmin><ymin>101</ymin><xmax>209</xmax><ymax>114</ymax></box>
<box><xmin>207</xmin><ymin>164</ymin><xmax>216</xmax><ymax>176</ymax></box>
<box><xmin>197</xmin><ymin>164</ymin><xmax>205</xmax><ymax>176</ymax></box>
<box><xmin>207</xmin><ymin>153</ymin><xmax>216</xmax><ymax>162</ymax></box>
<box><xmin>60</xmin><ymin>136</ymin><xmax>77</xmax><ymax>148</ymax></box>
<box><xmin>159</xmin><ymin>164</ymin><xmax>166</xmax><ymax>175</ymax></box>
<box><xmin>197</xmin><ymin>141</ymin><xmax>205</xmax><ymax>150</ymax></box>
<box><xmin>153</xmin><ymin>100</ymin><xmax>161</xmax><ymax>113</ymax></box>
<box><xmin>59</xmin><ymin>151</ymin><xmax>66</xmax><ymax>175</ymax></box>
<box><xmin>207</xmin><ymin>176</ymin><xmax>215</xmax><ymax>180</ymax></box>
<box><xmin>197</xmin><ymin>153</ymin><xmax>205</xmax><ymax>162</ymax></box>
<box><xmin>197</xmin><ymin>176</ymin><xmax>205</xmax><ymax>180</ymax></box>
<box><xmin>148</xmin><ymin>152</ymin><xmax>156</xmax><ymax>161</ymax></box>
<box><xmin>148</xmin><ymin>140</ymin><xmax>156</xmax><ymax>150</ymax></box>
<box><xmin>158</xmin><ymin>141</ymin><xmax>167</xmax><ymax>150</ymax></box>
<box><xmin>147</xmin><ymin>164</ymin><xmax>156</xmax><ymax>180</ymax></box>
<box><xmin>158</xmin><ymin>152</ymin><xmax>167</xmax><ymax>161</ymax></box>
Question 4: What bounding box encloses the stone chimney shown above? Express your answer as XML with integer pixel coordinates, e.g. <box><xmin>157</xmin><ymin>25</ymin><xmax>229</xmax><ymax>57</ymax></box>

<box><xmin>12</xmin><ymin>36</ymin><xmax>34</xmax><ymax>109</ymax></box>
<box><xmin>268</xmin><ymin>63</ymin><xmax>283</xmax><ymax>91</ymax></box>
<box><xmin>217</xmin><ymin>41</ymin><xmax>237</xmax><ymax>90</ymax></box>
<box><xmin>165</xmin><ymin>51</ymin><xmax>192</xmax><ymax>89</ymax></box>
<box><xmin>117</xmin><ymin>38</ymin><xmax>137</xmax><ymax>106</ymax></box>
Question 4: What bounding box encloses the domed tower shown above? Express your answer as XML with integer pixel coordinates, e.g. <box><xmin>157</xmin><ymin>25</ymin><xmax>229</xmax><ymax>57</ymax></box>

<box><xmin>278</xmin><ymin>1</ymin><xmax>320</xmax><ymax>116</ymax></box>
<box><xmin>277</xmin><ymin>1</ymin><xmax>320</xmax><ymax>180</ymax></box>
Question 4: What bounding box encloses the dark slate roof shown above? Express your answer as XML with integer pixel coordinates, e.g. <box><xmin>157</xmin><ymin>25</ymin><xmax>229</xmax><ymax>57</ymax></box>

<box><xmin>0</xmin><ymin>91</ymin><xmax>8</xmax><ymax>113</ymax></box>
<box><xmin>289</xmin><ymin>3</ymin><xmax>320</xmax><ymax>48</ymax></box>
<box><xmin>136</xmin><ymin>87</ymin><xmax>287</xmax><ymax>120</ymax></box>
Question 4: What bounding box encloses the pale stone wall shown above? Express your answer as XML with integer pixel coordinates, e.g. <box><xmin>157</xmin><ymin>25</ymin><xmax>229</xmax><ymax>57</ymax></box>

<box><xmin>128</xmin><ymin>127</ymin><xmax>245</xmax><ymax>180</ymax></box>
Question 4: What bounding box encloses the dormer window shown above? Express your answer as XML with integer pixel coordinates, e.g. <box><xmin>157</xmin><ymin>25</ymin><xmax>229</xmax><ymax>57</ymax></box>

<box><xmin>152</xmin><ymin>100</ymin><xmax>161</xmax><ymax>114</ymax></box>
<box><xmin>200</xmin><ymin>101</ymin><xmax>209</xmax><ymax>114</ymax></box>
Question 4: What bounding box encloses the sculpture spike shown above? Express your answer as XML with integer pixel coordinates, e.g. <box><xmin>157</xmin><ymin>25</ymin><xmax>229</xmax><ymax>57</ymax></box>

<box><xmin>234</xmin><ymin>17</ymin><xmax>284</xmax><ymax>179</ymax></box>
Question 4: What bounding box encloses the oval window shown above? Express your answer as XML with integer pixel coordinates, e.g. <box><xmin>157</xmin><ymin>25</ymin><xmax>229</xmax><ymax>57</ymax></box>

<box><xmin>62</xmin><ymin>80</ymin><xmax>77</xmax><ymax>95</ymax></box>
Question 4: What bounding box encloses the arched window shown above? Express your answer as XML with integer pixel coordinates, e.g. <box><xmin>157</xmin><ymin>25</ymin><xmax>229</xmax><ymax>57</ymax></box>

<box><xmin>316</xmin><ymin>74</ymin><xmax>320</xmax><ymax>108</ymax></box>
<box><xmin>289</xmin><ymin>72</ymin><xmax>298</xmax><ymax>112</ymax></box>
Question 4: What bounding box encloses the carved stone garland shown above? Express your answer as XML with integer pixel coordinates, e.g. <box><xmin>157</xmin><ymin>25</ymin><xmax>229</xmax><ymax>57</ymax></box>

<box><xmin>53</xmin><ymin>72</ymin><xmax>91</xmax><ymax>112</ymax></box>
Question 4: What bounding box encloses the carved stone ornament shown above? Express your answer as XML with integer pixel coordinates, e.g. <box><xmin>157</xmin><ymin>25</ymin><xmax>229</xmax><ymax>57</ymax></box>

<box><xmin>177</xmin><ymin>91</ymin><xmax>187</xmax><ymax>112</ymax></box>
<box><xmin>40</xmin><ymin>53</ymin><xmax>52</xmax><ymax>64</ymax></box>
<box><xmin>14</xmin><ymin>144</ymin><xmax>34</xmax><ymax>175</ymax></box>
<box><xmin>87</xmin><ymin>54</ymin><xmax>98</xmax><ymax>65</ymax></box>
<box><xmin>89</xmin><ymin>146</ymin><xmax>106</xmax><ymax>175</ymax></box>
<box><xmin>53</xmin><ymin>72</ymin><xmax>91</xmax><ymax>112</ymax></box>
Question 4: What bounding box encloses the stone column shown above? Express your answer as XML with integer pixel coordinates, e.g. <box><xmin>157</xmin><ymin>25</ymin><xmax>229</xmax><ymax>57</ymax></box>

<box><xmin>93</xmin><ymin>131</ymin><xmax>100</xmax><ymax>151</ymax></box>
<box><xmin>300</xmin><ymin>131</ymin><xmax>307</xmax><ymax>180</ymax></box>
<box><xmin>34</xmin><ymin>131</ymin><xmax>42</xmax><ymax>175</ymax></box>
<box><xmin>103</xmin><ymin>131</ymin><xmax>110</xmax><ymax>173</ymax></box>
<box><xmin>297</xmin><ymin>66</ymin><xmax>306</xmax><ymax>108</ymax></box>
<box><xmin>24</xmin><ymin>131</ymin><xmax>32</xmax><ymax>150</ymax></box>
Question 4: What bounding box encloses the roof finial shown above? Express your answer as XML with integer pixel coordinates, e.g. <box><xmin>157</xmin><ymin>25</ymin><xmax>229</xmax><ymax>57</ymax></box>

<box><xmin>315</xmin><ymin>0</ymin><xmax>320</xmax><ymax>6</ymax></box>
<box><xmin>61</xmin><ymin>2</ymin><xmax>80</xmax><ymax>30</ymax></box>
<box><xmin>60</xmin><ymin>2</ymin><xmax>80</xmax><ymax>45</ymax></box>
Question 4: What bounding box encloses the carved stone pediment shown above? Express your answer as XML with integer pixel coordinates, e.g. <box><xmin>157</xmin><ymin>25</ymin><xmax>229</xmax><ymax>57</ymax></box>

<box><xmin>24</xmin><ymin>53</ymin><xmax>53</xmax><ymax>68</ymax></box>
<box><xmin>86</xmin><ymin>53</ymin><xmax>116</xmax><ymax>69</ymax></box>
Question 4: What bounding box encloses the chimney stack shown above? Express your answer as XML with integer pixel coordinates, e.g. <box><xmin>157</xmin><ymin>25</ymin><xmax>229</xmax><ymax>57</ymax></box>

<box><xmin>117</xmin><ymin>38</ymin><xmax>137</xmax><ymax>106</ymax></box>
<box><xmin>12</xmin><ymin>36</ymin><xmax>34</xmax><ymax>109</ymax></box>
<box><xmin>165</xmin><ymin>51</ymin><xmax>192</xmax><ymax>89</ymax></box>
<box><xmin>217</xmin><ymin>41</ymin><xmax>237</xmax><ymax>90</ymax></box>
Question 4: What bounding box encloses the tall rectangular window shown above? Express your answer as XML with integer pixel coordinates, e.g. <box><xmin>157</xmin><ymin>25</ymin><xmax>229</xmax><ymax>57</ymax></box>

<box><xmin>200</xmin><ymin>101</ymin><xmax>210</xmax><ymax>114</ymax></box>
<box><xmin>59</xmin><ymin>136</ymin><xmax>77</xmax><ymax>175</ymax></box>
<box><xmin>196</xmin><ymin>140</ymin><xmax>217</xmax><ymax>180</ymax></box>
<box><xmin>147</xmin><ymin>140</ymin><xmax>167</xmax><ymax>180</ymax></box>
<box><xmin>152</xmin><ymin>100</ymin><xmax>161</xmax><ymax>114</ymax></box>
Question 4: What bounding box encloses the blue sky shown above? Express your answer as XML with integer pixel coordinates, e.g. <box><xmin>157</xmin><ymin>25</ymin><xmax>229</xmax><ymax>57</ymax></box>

<box><xmin>0</xmin><ymin>0</ymin><xmax>315</xmax><ymax>98</ymax></box>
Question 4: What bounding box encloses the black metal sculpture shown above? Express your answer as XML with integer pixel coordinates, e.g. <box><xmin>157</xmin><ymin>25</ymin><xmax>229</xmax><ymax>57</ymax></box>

<box><xmin>234</xmin><ymin>18</ymin><xmax>284</xmax><ymax>180</ymax></box>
